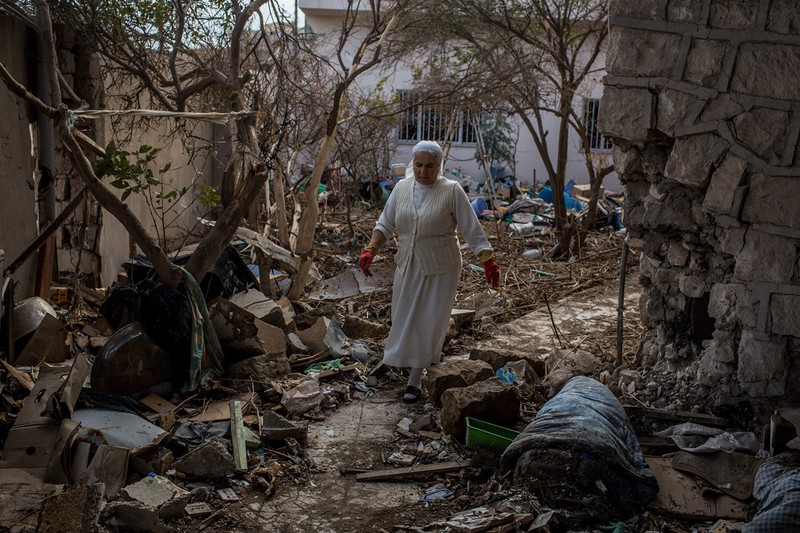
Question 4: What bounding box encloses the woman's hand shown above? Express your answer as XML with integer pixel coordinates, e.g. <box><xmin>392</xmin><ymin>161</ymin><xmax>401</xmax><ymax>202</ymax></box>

<box><xmin>359</xmin><ymin>245</ymin><xmax>377</xmax><ymax>276</ymax></box>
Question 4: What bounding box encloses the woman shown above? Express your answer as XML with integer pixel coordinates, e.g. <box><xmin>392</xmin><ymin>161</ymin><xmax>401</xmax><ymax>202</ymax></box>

<box><xmin>359</xmin><ymin>140</ymin><xmax>500</xmax><ymax>403</ymax></box>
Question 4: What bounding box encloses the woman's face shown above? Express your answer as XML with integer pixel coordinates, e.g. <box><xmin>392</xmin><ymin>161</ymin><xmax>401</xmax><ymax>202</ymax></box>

<box><xmin>412</xmin><ymin>151</ymin><xmax>440</xmax><ymax>186</ymax></box>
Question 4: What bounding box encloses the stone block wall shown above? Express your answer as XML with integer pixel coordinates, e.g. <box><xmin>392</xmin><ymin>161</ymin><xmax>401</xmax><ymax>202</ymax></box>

<box><xmin>600</xmin><ymin>0</ymin><xmax>800</xmax><ymax>409</ymax></box>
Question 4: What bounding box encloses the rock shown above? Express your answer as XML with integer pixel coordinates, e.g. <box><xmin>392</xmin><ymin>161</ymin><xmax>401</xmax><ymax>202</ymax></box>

<box><xmin>704</xmin><ymin>154</ymin><xmax>747</xmax><ymax>214</ymax></box>
<box><xmin>667</xmin><ymin>0</ymin><xmax>703</xmax><ymax>22</ymax></box>
<box><xmin>100</xmin><ymin>500</ymin><xmax>169</xmax><ymax>533</ymax></box>
<box><xmin>599</xmin><ymin>86</ymin><xmax>653</xmax><ymax>141</ymax></box>
<box><xmin>174</xmin><ymin>440</ymin><xmax>236</xmax><ymax>479</ymax></box>
<box><xmin>286</xmin><ymin>332</ymin><xmax>310</xmax><ymax>354</ymax></box>
<box><xmin>731</xmin><ymin>44</ymin><xmax>800</xmax><ymax>100</ymax></box>
<box><xmin>424</xmin><ymin>359</ymin><xmax>495</xmax><ymax>407</ymax></box>
<box><xmin>606</xmin><ymin>28</ymin><xmax>682</xmax><ymax>78</ymax></box>
<box><xmin>121</xmin><ymin>475</ymin><xmax>189</xmax><ymax>522</ymax></box>
<box><xmin>229</xmin><ymin>288</ymin><xmax>288</xmax><ymax>329</ymax></box>
<box><xmin>341</xmin><ymin>315</ymin><xmax>389</xmax><ymax>339</ymax></box>
<box><xmin>771</xmin><ymin>294</ymin><xmax>800</xmax><ymax>337</ymax></box>
<box><xmin>38</xmin><ymin>484</ymin><xmax>104</xmax><ymax>533</ymax></box>
<box><xmin>609</xmin><ymin>0</ymin><xmax>659</xmax><ymax>19</ymax></box>
<box><xmin>742</xmin><ymin>174</ymin><xmax>800</xmax><ymax>229</ymax></box>
<box><xmin>664</xmin><ymin>133</ymin><xmax>727</xmax><ymax>189</ymax></box>
<box><xmin>543</xmin><ymin>349</ymin><xmax>601</xmax><ymax>397</ymax></box>
<box><xmin>684</xmin><ymin>39</ymin><xmax>727</xmax><ymax>87</ymax></box>
<box><xmin>666</xmin><ymin>241</ymin><xmax>689</xmax><ymax>267</ymax></box>
<box><xmin>709</xmin><ymin>0</ymin><xmax>760</xmax><ymax>29</ymax></box>
<box><xmin>737</xmin><ymin>331</ymin><xmax>787</xmax><ymax>397</ymax></box>
<box><xmin>440</xmin><ymin>377</ymin><xmax>519</xmax><ymax>440</ymax></box>
<box><xmin>734</xmin><ymin>229</ymin><xmax>795</xmax><ymax>283</ymax></box>
<box><xmin>768</xmin><ymin>0</ymin><xmax>800</xmax><ymax>34</ymax></box>
<box><xmin>678</xmin><ymin>275</ymin><xmax>706</xmax><ymax>298</ymax></box>
<box><xmin>469</xmin><ymin>348</ymin><xmax>546</xmax><ymax>377</ymax></box>
<box><xmin>226</xmin><ymin>352</ymin><xmax>291</xmax><ymax>391</ymax></box>
<box><xmin>734</xmin><ymin>108</ymin><xmax>790</xmax><ymax>160</ymax></box>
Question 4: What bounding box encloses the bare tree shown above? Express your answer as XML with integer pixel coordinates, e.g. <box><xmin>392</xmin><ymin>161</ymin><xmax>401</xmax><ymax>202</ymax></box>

<box><xmin>398</xmin><ymin>0</ymin><xmax>611</xmax><ymax>257</ymax></box>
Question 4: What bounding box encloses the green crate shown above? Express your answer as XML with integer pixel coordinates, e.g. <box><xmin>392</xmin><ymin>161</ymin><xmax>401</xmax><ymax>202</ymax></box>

<box><xmin>465</xmin><ymin>417</ymin><xmax>520</xmax><ymax>453</ymax></box>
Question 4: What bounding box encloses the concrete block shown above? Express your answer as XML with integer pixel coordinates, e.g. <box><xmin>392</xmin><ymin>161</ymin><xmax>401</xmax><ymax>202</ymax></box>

<box><xmin>38</xmin><ymin>484</ymin><xmax>104</xmax><ymax>533</ymax></box>
<box><xmin>440</xmin><ymin>377</ymin><xmax>519</xmax><ymax>440</ymax></box>
<box><xmin>100</xmin><ymin>500</ymin><xmax>169</xmax><ymax>533</ymax></box>
<box><xmin>543</xmin><ymin>348</ymin><xmax>601</xmax><ymax>396</ymax></box>
<box><xmin>425</xmin><ymin>359</ymin><xmax>495</xmax><ymax>407</ymax></box>
<box><xmin>174</xmin><ymin>440</ymin><xmax>235</xmax><ymax>479</ymax></box>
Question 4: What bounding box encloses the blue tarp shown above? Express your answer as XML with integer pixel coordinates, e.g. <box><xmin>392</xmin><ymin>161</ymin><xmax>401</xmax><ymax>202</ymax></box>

<box><xmin>500</xmin><ymin>376</ymin><xmax>659</xmax><ymax>515</ymax></box>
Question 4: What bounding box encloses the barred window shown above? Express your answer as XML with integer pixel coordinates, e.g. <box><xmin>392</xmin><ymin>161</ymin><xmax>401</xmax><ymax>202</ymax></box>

<box><xmin>397</xmin><ymin>91</ymin><xmax>477</xmax><ymax>144</ymax></box>
<box><xmin>584</xmin><ymin>98</ymin><xmax>612</xmax><ymax>152</ymax></box>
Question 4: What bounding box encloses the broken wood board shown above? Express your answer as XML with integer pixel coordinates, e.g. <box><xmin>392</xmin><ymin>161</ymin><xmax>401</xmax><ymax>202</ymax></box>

<box><xmin>0</xmin><ymin>359</ymin><xmax>34</xmax><ymax>391</ymax></box>
<box><xmin>624</xmin><ymin>406</ymin><xmax>728</xmax><ymax>427</ymax></box>
<box><xmin>140</xmin><ymin>393</ymin><xmax>178</xmax><ymax>415</ymax></box>
<box><xmin>230</xmin><ymin>400</ymin><xmax>248</xmax><ymax>472</ymax></box>
<box><xmin>646</xmin><ymin>456</ymin><xmax>749</xmax><ymax>520</ymax></box>
<box><xmin>185</xmin><ymin>394</ymin><xmax>252</xmax><ymax>422</ymax></box>
<box><xmin>356</xmin><ymin>461</ymin><xmax>463</xmax><ymax>482</ymax></box>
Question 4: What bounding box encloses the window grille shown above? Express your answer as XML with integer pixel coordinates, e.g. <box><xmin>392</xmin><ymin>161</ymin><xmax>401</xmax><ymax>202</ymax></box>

<box><xmin>584</xmin><ymin>98</ymin><xmax>612</xmax><ymax>152</ymax></box>
<box><xmin>397</xmin><ymin>91</ymin><xmax>477</xmax><ymax>144</ymax></box>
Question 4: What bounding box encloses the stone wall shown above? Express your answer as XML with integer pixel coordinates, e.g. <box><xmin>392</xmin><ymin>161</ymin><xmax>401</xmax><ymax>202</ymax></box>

<box><xmin>600</xmin><ymin>0</ymin><xmax>800</xmax><ymax>409</ymax></box>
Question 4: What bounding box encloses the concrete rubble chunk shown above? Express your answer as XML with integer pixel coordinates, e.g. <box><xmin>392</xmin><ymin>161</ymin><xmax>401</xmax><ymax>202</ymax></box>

<box><xmin>543</xmin><ymin>348</ymin><xmax>601</xmax><ymax>396</ymax></box>
<box><xmin>38</xmin><ymin>484</ymin><xmax>104</xmax><ymax>533</ymax></box>
<box><xmin>174</xmin><ymin>440</ymin><xmax>236</xmax><ymax>479</ymax></box>
<box><xmin>424</xmin><ymin>359</ymin><xmax>495</xmax><ymax>407</ymax></box>
<box><xmin>286</xmin><ymin>332</ymin><xmax>310</xmax><ymax>354</ymax></box>
<box><xmin>341</xmin><ymin>315</ymin><xmax>390</xmax><ymax>339</ymax></box>
<box><xmin>121</xmin><ymin>475</ymin><xmax>190</xmax><ymax>522</ymax></box>
<box><xmin>101</xmin><ymin>499</ymin><xmax>170</xmax><ymax>533</ymax></box>
<box><xmin>469</xmin><ymin>348</ymin><xmax>546</xmax><ymax>377</ymax></box>
<box><xmin>440</xmin><ymin>377</ymin><xmax>520</xmax><ymax>440</ymax></box>
<box><xmin>229</xmin><ymin>288</ymin><xmax>288</xmax><ymax>329</ymax></box>
<box><xmin>226</xmin><ymin>352</ymin><xmax>291</xmax><ymax>391</ymax></box>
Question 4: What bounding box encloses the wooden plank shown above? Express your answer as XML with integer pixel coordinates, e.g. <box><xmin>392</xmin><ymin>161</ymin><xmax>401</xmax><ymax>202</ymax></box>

<box><xmin>624</xmin><ymin>405</ymin><xmax>728</xmax><ymax>427</ymax></box>
<box><xmin>140</xmin><ymin>393</ymin><xmax>177</xmax><ymax>415</ymax></box>
<box><xmin>356</xmin><ymin>461</ymin><xmax>463</xmax><ymax>482</ymax></box>
<box><xmin>646</xmin><ymin>456</ymin><xmax>748</xmax><ymax>520</ymax></box>
<box><xmin>229</xmin><ymin>400</ymin><xmax>248</xmax><ymax>472</ymax></box>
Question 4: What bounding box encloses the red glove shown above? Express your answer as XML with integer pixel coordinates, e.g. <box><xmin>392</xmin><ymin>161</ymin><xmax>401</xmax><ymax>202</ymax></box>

<box><xmin>359</xmin><ymin>249</ymin><xmax>375</xmax><ymax>277</ymax></box>
<box><xmin>483</xmin><ymin>259</ymin><xmax>500</xmax><ymax>288</ymax></box>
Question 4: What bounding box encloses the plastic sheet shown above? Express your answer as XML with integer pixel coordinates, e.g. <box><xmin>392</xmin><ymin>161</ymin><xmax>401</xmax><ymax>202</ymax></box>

<box><xmin>500</xmin><ymin>376</ymin><xmax>659</xmax><ymax>515</ymax></box>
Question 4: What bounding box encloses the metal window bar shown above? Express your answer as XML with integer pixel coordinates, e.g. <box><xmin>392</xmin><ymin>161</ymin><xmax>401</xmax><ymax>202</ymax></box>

<box><xmin>584</xmin><ymin>98</ymin><xmax>612</xmax><ymax>151</ymax></box>
<box><xmin>397</xmin><ymin>91</ymin><xmax>477</xmax><ymax>145</ymax></box>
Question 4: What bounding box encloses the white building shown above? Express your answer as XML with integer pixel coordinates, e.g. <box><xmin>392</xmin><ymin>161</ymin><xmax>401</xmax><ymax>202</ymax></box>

<box><xmin>298</xmin><ymin>0</ymin><xmax>619</xmax><ymax>191</ymax></box>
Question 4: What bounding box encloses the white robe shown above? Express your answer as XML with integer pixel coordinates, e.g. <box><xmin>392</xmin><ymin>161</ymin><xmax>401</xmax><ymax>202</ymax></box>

<box><xmin>375</xmin><ymin>179</ymin><xmax>491</xmax><ymax>369</ymax></box>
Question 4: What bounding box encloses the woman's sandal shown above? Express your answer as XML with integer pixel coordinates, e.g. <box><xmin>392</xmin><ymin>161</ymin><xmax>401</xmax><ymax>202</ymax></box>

<box><xmin>402</xmin><ymin>385</ymin><xmax>422</xmax><ymax>404</ymax></box>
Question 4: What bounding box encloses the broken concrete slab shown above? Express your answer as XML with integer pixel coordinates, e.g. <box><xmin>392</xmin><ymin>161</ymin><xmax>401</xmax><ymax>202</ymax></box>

<box><xmin>100</xmin><ymin>499</ymin><xmax>170</xmax><ymax>533</ymax></box>
<box><xmin>120</xmin><ymin>475</ymin><xmax>190</xmax><ymax>521</ymax></box>
<box><xmin>38</xmin><ymin>484</ymin><xmax>104</xmax><ymax>533</ymax></box>
<box><xmin>0</xmin><ymin>469</ymin><xmax>62</xmax><ymax>533</ymax></box>
<box><xmin>424</xmin><ymin>359</ymin><xmax>495</xmax><ymax>407</ymax></box>
<box><xmin>225</xmin><ymin>352</ymin><xmax>291</xmax><ymax>392</ymax></box>
<box><xmin>72</xmin><ymin>408</ymin><xmax>169</xmax><ymax>455</ymax></box>
<box><xmin>174</xmin><ymin>440</ymin><xmax>236</xmax><ymax>479</ymax></box>
<box><xmin>262</xmin><ymin>411</ymin><xmax>308</xmax><ymax>442</ymax></box>
<box><xmin>440</xmin><ymin>377</ymin><xmax>520</xmax><ymax>440</ymax></box>
<box><xmin>228</xmin><ymin>288</ymin><xmax>288</xmax><ymax>329</ymax></box>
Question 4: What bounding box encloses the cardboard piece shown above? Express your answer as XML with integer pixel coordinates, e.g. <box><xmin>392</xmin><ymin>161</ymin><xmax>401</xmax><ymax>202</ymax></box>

<box><xmin>646</xmin><ymin>456</ymin><xmax>749</xmax><ymax>520</ymax></box>
<box><xmin>15</xmin><ymin>313</ymin><xmax>69</xmax><ymax>366</ymax></box>
<box><xmin>79</xmin><ymin>445</ymin><xmax>130</xmax><ymax>499</ymax></box>
<box><xmin>0</xmin><ymin>356</ymin><xmax>89</xmax><ymax>481</ymax></box>
<box><xmin>140</xmin><ymin>393</ymin><xmax>178</xmax><ymax>415</ymax></box>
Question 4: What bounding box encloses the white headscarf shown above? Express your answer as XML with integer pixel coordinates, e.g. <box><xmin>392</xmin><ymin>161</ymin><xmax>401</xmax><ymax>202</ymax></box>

<box><xmin>406</xmin><ymin>140</ymin><xmax>444</xmax><ymax>180</ymax></box>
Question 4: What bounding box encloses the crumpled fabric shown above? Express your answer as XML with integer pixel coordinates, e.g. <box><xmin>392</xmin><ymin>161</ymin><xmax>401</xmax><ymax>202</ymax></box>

<box><xmin>655</xmin><ymin>422</ymin><xmax>761</xmax><ymax>454</ymax></box>
<box><xmin>500</xmin><ymin>376</ymin><xmax>659</xmax><ymax>515</ymax></box>
<box><xmin>173</xmin><ymin>421</ymin><xmax>231</xmax><ymax>446</ymax></box>
<box><xmin>180</xmin><ymin>267</ymin><xmax>225</xmax><ymax>392</ymax></box>
<box><xmin>742</xmin><ymin>453</ymin><xmax>800</xmax><ymax>532</ymax></box>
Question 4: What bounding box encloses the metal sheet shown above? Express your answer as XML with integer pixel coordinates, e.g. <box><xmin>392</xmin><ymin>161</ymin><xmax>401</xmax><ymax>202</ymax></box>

<box><xmin>72</xmin><ymin>408</ymin><xmax>169</xmax><ymax>454</ymax></box>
